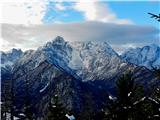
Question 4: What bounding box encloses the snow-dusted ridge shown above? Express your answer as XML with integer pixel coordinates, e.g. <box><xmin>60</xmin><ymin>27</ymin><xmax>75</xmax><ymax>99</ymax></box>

<box><xmin>121</xmin><ymin>44</ymin><xmax>160</xmax><ymax>69</ymax></box>
<box><xmin>1</xmin><ymin>48</ymin><xmax>23</xmax><ymax>70</ymax></box>
<box><xmin>12</xmin><ymin>36</ymin><xmax>124</xmax><ymax>81</ymax></box>
<box><xmin>3</xmin><ymin>36</ymin><xmax>159</xmax><ymax>83</ymax></box>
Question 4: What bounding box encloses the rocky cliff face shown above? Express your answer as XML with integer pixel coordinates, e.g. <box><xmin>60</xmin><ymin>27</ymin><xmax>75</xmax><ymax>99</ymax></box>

<box><xmin>1</xmin><ymin>48</ymin><xmax>23</xmax><ymax>80</ymax></box>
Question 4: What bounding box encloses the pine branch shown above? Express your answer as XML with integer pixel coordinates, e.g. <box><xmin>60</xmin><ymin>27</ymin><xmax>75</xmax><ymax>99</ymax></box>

<box><xmin>148</xmin><ymin>12</ymin><xmax>160</xmax><ymax>22</ymax></box>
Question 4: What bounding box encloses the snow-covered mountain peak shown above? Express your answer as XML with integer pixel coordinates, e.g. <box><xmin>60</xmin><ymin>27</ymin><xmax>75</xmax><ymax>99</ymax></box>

<box><xmin>1</xmin><ymin>48</ymin><xmax>23</xmax><ymax>70</ymax></box>
<box><xmin>40</xmin><ymin>36</ymin><xmax>72</xmax><ymax>65</ymax></box>
<box><xmin>68</xmin><ymin>40</ymin><xmax>123</xmax><ymax>80</ymax></box>
<box><xmin>13</xmin><ymin>36</ymin><xmax>76</xmax><ymax>78</ymax></box>
<box><xmin>70</xmin><ymin>40</ymin><xmax>118</xmax><ymax>57</ymax></box>
<box><xmin>5</xmin><ymin>48</ymin><xmax>22</xmax><ymax>54</ymax></box>
<box><xmin>52</xmin><ymin>36</ymin><xmax>66</xmax><ymax>44</ymax></box>
<box><xmin>121</xmin><ymin>44</ymin><xmax>160</xmax><ymax>69</ymax></box>
<box><xmin>1</xmin><ymin>48</ymin><xmax>22</xmax><ymax>56</ymax></box>
<box><xmin>14</xmin><ymin>36</ymin><xmax>124</xmax><ymax>81</ymax></box>
<box><xmin>44</xmin><ymin>36</ymin><xmax>66</xmax><ymax>48</ymax></box>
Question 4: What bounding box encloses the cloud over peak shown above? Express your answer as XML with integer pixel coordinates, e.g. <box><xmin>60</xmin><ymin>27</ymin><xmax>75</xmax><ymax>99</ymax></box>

<box><xmin>1</xmin><ymin>22</ymin><xmax>159</xmax><ymax>53</ymax></box>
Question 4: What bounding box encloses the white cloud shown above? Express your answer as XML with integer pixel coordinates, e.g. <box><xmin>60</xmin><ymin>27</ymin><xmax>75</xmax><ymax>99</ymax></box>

<box><xmin>55</xmin><ymin>3</ymin><xmax>67</xmax><ymax>11</ymax></box>
<box><xmin>73</xmin><ymin>0</ymin><xmax>133</xmax><ymax>24</ymax></box>
<box><xmin>1</xmin><ymin>22</ymin><xmax>159</xmax><ymax>52</ymax></box>
<box><xmin>0</xmin><ymin>0</ymin><xmax>133</xmax><ymax>25</ymax></box>
<box><xmin>1</xmin><ymin>1</ymin><xmax>47</xmax><ymax>25</ymax></box>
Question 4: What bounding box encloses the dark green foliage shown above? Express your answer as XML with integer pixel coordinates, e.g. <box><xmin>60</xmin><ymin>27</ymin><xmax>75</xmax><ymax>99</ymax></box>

<box><xmin>105</xmin><ymin>71</ymin><xmax>146</xmax><ymax>120</ymax></box>
<box><xmin>152</xmin><ymin>67</ymin><xmax>160</xmax><ymax>80</ymax></box>
<box><xmin>23</xmin><ymin>76</ymin><xmax>33</xmax><ymax>120</ymax></box>
<box><xmin>94</xmin><ymin>109</ymin><xmax>108</xmax><ymax>120</ymax></box>
<box><xmin>23</xmin><ymin>98</ymin><xmax>33</xmax><ymax>120</ymax></box>
<box><xmin>148</xmin><ymin>12</ymin><xmax>160</xmax><ymax>22</ymax></box>
<box><xmin>154</xmin><ymin>87</ymin><xmax>160</xmax><ymax>101</ymax></box>
<box><xmin>78</xmin><ymin>91</ymin><xmax>96</xmax><ymax>120</ymax></box>
<box><xmin>45</xmin><ymin>94</ymin><xmax>68</xmax><ymax>120</ymax></box>
<box><xmin>103</xmin><ymin>71</ymin><xmax>160</xmax><ymax>120</ymax></box>
<box><xmin>116</xmin><ymin>72</ymin><xmax>144</xmax><ymax>119</ymax></box>
<box><xmin>136</xmin><ymin>98</ymin><xmax>160</xmax><ymax>120</ymax></box>
<box><xmin>1</xmin><ymin>79</ymin><xmax>12</xmax><ymax>120</ymax></box>
<box><xmin>116</xmin><ymin>72</ymin><xmax>143</xmax><ymax>104</ymax></box>
<box><xmin>151</xmin><ymin>87</ymin><xmax>160</xmax><ymax>119</ymax></box>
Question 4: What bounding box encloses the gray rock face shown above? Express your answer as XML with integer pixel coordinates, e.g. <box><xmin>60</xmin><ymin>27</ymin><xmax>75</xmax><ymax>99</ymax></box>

<box><xmin>68</xmin><ymin>41</ymin><xmax>122</xmax><ymax>81</ymax></box>
<box><xmin>1</xmin><ymin>48</ymin><xmax>23</xmax><ymax>80</ymax></box>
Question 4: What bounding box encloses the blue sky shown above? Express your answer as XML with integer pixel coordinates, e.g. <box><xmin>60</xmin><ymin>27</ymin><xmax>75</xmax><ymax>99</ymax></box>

<box><xmin>108</xmin><ymin>1</ymin><xmax>160</xmax><ymax>27</ymax></box>
<box><xmin>43</xmin><ymin>2</ymin><xmax>84</xmax><ymax>23</ymax></box>
<box><xmin>41</xmin><ymin>1</ymin><xmax>160</xmax><ymax>28</ymax></box>
<box><xmin>1</xmin><ymin>0</ymin><xmax>160</xmax><ymax>52</ymax></box>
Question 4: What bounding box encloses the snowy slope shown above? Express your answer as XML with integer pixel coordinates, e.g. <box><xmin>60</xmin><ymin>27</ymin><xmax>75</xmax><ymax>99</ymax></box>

<box><xmin>69</xmin><ymin>41</ymin><xmax>119</xmax><ymax>70</ymax></box>
<box><xmin>14</xmin><ymin>36</ymin><xmax>128</xmax><ymax>81</ymax></box>
<box><xmin>121</xmin><ymin>44</ymin><xmax>160</xmax><ymax>69</ymax></box>
<box><xmin>13</xmin><ymin>36</ymin><xmax>80</xmax><ymax>79</ymax></box>
<box><xmin>68</xmin><ymin>41</ymin><xmax>127</xmax><ymax>81</ymax></box>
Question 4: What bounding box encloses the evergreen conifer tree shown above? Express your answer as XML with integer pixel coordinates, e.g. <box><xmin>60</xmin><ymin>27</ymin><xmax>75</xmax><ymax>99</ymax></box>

<box><xmin>46</xmin><ymin>94</ymin><xmax>68</xmax><ymax>120</ymax></box>
<box><xmin>23</xmin><ymin>75</ymin><xmax>33</xmax><ymax>120</ymax></box>
<box><xmin>106</xmin><ymin>71</ymin><xmax>145</xmax><ymax>120</ymax></box>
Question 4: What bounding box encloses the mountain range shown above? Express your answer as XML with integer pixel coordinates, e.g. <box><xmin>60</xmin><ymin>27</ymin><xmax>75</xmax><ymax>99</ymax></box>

<box><xmin>121</xmin><ymin>44</ymin><xmax>160</xmax><ymax>69</ymax></box>
<box><xmin>1</xmin><ymin>36</ymin><xmax>160</xmax><ymax>119</ymax></box>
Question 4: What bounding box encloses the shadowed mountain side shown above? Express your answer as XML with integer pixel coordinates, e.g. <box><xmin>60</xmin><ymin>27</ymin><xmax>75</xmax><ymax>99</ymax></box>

<box><xmin>9</xmin><ymin>61</ymin><xmax>109</xmax><ymax>118</ymax></box>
